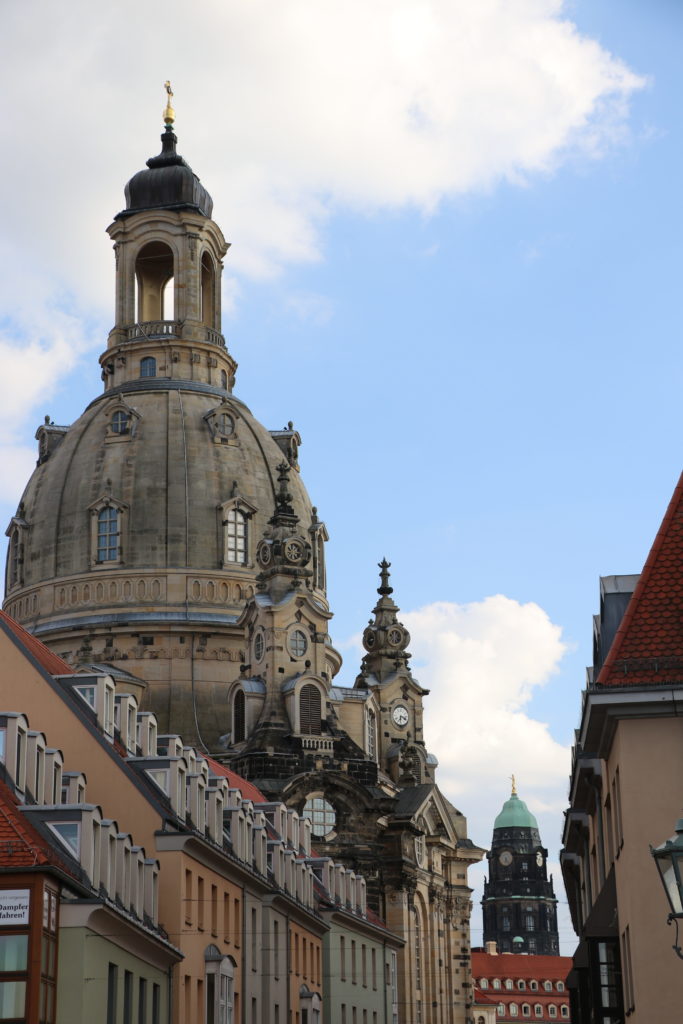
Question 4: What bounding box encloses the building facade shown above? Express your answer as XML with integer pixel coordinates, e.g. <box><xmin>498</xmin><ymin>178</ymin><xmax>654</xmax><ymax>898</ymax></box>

<box><xmin>561</xmin><ymin>472</ymin><xmax>683</xmax><ymax>1022</ymax></box>
<box><xmin>2</xmin><ymin>101</ymin><xmax>483</xmax><ymax>1023</ymax></box>
<box><xmin>471</xmin><ymin>949</ymin><xmax>571</xmax><ymax>1023</ymax></box>
<box><xmin>483</xmin><ymin>785</ymin><xmax>559</xmax><ymax>956</ymax></box>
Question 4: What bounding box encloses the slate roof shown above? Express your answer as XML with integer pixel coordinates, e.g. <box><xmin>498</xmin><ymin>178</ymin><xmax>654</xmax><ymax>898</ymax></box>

<box><xmin>597</xmin><ymin>472</ymin><xmax>683</xmax><ymax>687</ymax></box>
<box><xmin>0</xmin><ymin>610</ymin><xmax>72</xmax><ymax>677</ymax></box>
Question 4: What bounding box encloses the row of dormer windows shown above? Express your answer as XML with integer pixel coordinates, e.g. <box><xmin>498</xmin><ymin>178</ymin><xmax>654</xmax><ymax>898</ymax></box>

<box><xmin>0</xmin><ymin>712</ymin><xmax>160</xmax><ymax>928</ymax></box>
<box><xmin>481</xmin><ymin>978</ymin><xmax>565</xmax><ymax>992</ymax></box>
<box><xmin>491</xmin><ymin>1004</ymin><xmax>569</xmax><ymax>1019</ymax></box>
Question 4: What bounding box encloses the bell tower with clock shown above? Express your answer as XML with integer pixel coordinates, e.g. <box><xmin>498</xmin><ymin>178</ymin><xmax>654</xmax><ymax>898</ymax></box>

<box><xmin>482</xmin><ymin>780</ymin><xmax>560</xmax><ymax>955</ymax></box>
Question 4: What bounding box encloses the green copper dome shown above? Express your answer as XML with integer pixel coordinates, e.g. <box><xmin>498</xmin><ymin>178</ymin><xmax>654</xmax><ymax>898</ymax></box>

<box><xmin>493</xmin><ymin>791</ymin><xmax>538</xmax><ymax>830</ymax></box>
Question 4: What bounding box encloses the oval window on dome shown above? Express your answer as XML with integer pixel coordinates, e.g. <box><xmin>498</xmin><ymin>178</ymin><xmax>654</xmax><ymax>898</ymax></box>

<box><xmin>254</xmin><ymin>630</ymin><xmax>265</xmax><ymax>661</ymax></box>
<box><xmin>289</xmin><ymin>629</ymin><xmax>308</xmax><ymax>658</ymax></box>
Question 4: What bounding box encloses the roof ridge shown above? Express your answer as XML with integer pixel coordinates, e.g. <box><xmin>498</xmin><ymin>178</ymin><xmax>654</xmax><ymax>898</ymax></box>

<box><xmin>0</xmin><ymin>610</ymin><xmax>72</xmax><ymax>677</ymax></box>
<box><xmin>597</xmin><ymin>472</ymin><xmax>683</xmax><ymax>687</ymax></box>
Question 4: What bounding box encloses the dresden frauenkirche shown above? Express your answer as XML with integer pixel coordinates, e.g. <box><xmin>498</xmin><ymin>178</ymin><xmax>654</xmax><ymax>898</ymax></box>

<box><xmin>3</xmin><ymin>95</ymin><xmax>484</xmax><ymax>1024</ymax></box>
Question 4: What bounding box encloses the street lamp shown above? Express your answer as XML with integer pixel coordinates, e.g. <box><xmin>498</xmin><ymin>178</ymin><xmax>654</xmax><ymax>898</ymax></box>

<box><xmin>651</xmin><ymin>817</ymin><xmax>683</xmax><ymax>960</ymax></box>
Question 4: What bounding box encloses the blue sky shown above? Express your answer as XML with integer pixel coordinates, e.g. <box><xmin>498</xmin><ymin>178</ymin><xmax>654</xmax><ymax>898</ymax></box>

<box><xmin>1</xmin><ymin>0</ymin><xmax>681</xmax><ymax>952</ymax></box>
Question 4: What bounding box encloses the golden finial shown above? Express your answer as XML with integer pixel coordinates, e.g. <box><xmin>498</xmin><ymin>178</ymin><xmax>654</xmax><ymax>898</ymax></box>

<box><xmin>163</xmin><ymin>81</ymin><xmax>175</xmax><ymax>128</ymax></box>
<box><xmin>511</xmin><ymin>774</ymin><xmax>517</xmax><ymax>796</ymax></box>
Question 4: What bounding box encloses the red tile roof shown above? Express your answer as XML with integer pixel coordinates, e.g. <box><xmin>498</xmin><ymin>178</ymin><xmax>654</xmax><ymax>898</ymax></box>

<box><xmin>0</xmin><ymin>776</ymin><xmax>72</xmax><ymax>873</ymax></box>
<box><xmin>598</xmin><ymin>472</ymin><xmax>683</xmax><ymax>687</ymax></box>
<box><xmin>0</xmin><ymin>610</ymin><xmax>72</xmax><ymax>677</ymax></box>
<box><xmin>205</xmin><ymin>756</ymin><xmax>266</xmax><ymax>803</ymax></box>
<box><xmin>471</xmin><ymin>951</ymin><xmax>572</xmax><ymax>980</ymax></box>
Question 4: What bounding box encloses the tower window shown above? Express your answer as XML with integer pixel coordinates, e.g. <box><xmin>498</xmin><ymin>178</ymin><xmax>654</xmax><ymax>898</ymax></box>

<box><xmin>97</xmin><ymin>508</ymin><xmax>119</xmax><ymax>562</ymax></box>
<box><xmin>225</xmin><ymin>509</ymin><xmax>247</xmax><ymax>564</ymax></box>
<box><xmin>289</xmin><ymin>629</ymin><xmax>308</xmax><ymax>658</ymax></box>
<box><xmin>221</xmin><ymin>370</ymin><xmax>228</xmax><ymax>390</ymax></box>
<box><xmin>111</xmin><ymin>411</ymin><xmax>129</xmax><ymax>434</ymax></box>
<box><xmin>7</xmin><ymin>529</ymin><xmax>21</xmax><ymax>589</ymax></box>
<box><xmin>140</xmin><ymin>356</ymin><xmax>157</xmax><ymax>378</ymax></box>
<box><xmin>135</xmin><ymin>240</ymin><xmax>174</xmax><ymax>321</ymax></box>
<box><xmin>233</xmin><ymin>689</ymin><xmax>245</xmax><ymax>743</ymax></box>
<box><xmin>299</xmin><ymin>684</ymin><xmax>321</xmax><ymax>735</ymax></box>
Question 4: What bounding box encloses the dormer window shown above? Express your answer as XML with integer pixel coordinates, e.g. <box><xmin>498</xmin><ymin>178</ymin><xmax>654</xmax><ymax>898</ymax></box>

<box><xmin>75</xmin><ymin>685</ymin><xmax>96</xmax><ymax>710</ymax></box>
<box><xmin>299</xmin><ymin>684</ymin><xmax>321</xmax><ymax>735</ymax></box>
<box><xmin>111</xmin><ymin>410</ymin><xmax>129</xmax><ymax>434</ymax></box>
<box><xmin>226</xmin><ymin>509</ymin><xmax>247</xmax><ymax>564</ymax></box>
<box><xmin>48</xmin><ymin>821</ymin><xmax>80</xmax><ymax>857</ymax></box>
<box><xmin>97</xmin><ymin>508</ymin><xmax>119</xmax><ymax>561</ymax></box>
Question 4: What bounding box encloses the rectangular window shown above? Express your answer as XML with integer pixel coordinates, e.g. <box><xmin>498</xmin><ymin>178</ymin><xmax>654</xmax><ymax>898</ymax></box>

<box><xmin>362</xmin><ymin>944</ymin><xmax>367</xmax><ymax>986</ymax></box>
<box><xmin>233</xmin><ymin>898</ymin><xmax>240</xmax><ymax>946</ymax></box>
<box><xmin>107</xmin><ymin>964</ymin><xmax>118</xmax><ymax>1024</ymax></box>
<box><xmin>251</xmin><ymin>908</ymin><xmax>258</xmax><ymax>970</ymax></box>
<box><xmin>0</xmin><ymin>981</ymin><xmax>26</xmax><ymax>1018</ymax></box>
<box><xmin>371</xmin><ymin>947</ymin><xmax>377</xmax><ymax>989</ymax></box>
<box><xmin>97</xmin><ymin>507</ymin><xmax>119</xmax><ymax>562</ymax></box>
<box><xmin>340</xmin><ymin>935</ymin><xmax>346</xmax><ymax>981</ymax></box>
<box><xmin>274</xmin><ymin>920</ymin><xmax>280</xmax><ymax>978</ymax></box>
<box><xmin>198</xmin><ymin>876</ymin><xmax>205</xmax><ymax>931</ymax></box>
<box><xmin>185</xmin><ymin>870</ymin><xmax>192</xmax><ymax>925</ymax></box>
<box><xmin>123</xmin><ymin>970</ymin><xmax>133</xmax><ymax>1024</ymax></box>
<box><xmin>613</xmin><ymin>768</ymin><xmax>624</xmax><ymax>848</ymax></box>
<box><xmin>0</xmin><ymin>935</ymin><xmax>27</xmax><ymax>972</ymax></box>
<box><xmin>152</xmin><ymin>982</ymin><xmax>160</xmax><ymax>1024</ymax></box>
<box><xmin>211</xmin><ymin>884</ymin><xmax>218</xmax><ymax>936</ymax></box>
<box><xmin>138</xmin><ymin>978</ymin><xmax>147</xmax><ymax>1024</ymax></box>
<box><xmin>351</xmin><ymin>940</ymin><xmax>357</xmax><ymax>983</ymax></box>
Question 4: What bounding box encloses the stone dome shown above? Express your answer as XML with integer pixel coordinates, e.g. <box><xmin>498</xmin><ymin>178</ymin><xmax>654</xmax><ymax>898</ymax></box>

<box><xmin>3</xmin><ymin>122</ymin><xmax>329</xmax><ymax>747</ymax></box>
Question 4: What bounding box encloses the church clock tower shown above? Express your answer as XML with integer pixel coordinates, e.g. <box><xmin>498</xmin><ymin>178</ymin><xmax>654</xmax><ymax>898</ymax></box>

<box><xmin>483</xmin><ymin>781</ymin><xmax>560</xmax><ymax>955</ymax></box>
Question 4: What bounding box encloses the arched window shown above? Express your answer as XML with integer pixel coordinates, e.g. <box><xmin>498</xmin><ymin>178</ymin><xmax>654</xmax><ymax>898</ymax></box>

<box><xmin>510</xmin><ymin>1005</ymin><xmax>518</xmax><ymax>1018</ymax></box>
<box><xmin>140</xmin><ymin>356</ymin><xmax>157</xmax><ymax>379</ymax></box>
<box><xmin>366</xmin><ymin>708</ymin><xmax>377</xmax><ymax>761</ymax></box>
<box><xmin>502</xmin><ymin>907</ymin><xmax>510</xmax><ymax>932</ymax></box>
<box><xmin>556</xmin><ymin>982</ymin><xmax>565</xmax><ymax>992</ymax></box>
<box><xmin>505</xmin><ymin>979</ymin><xmax>513</xmax><ymax>990</ymax></box>
<box><xmin>549</xmin><ymin>1006</ymin><xmax>557</xmax><ymax>1019</ymax></box>
<box><xmin>480</xmin><ymin>979</ymin><xmax>488</xmax><ymax>990</ymax></box>
<box><xmin>522</xmin><ymin>1005</ymin><xmax>531</xmax><ymax>1018</ymax></box>
<box><xmin>221</xmin><ymin>370</ymin><xmax>228</xmax><ymax>390</ymax></box>
<box><xmin>560</xmin><ymin>1006</ymin><xmax>569</xmax><ymax>1018</ymax></box>
<box><xmin>492</xmin><ymin>979</ymin><xmax>501</xmax><ymax>990</ymax></box>
<box><xmin>135</xmin><ymin>241</ymin><xmax>174</xmax><ymax>321</ymax></box>
<box><xmin>518</xmin><ymin>980</ymin><xmax>526</xmax><ymax>991</ymax></box>
<box><xmin>225</xmin><ymin>509</ymin><xmax>247</xmax><ymax>564</ymax></box>
<box><xmin>529</xmin><ymin>981</ymin><xmax>538</xmax><ymax>991</ymax></box>
<box><xmin>201</xmin><ymin>251</ymin><xmax>215</xmax><ymax>327</ymax></box>
<box><xmin>544</xmin><ymin>981</ymin><xmax>552</xmax><ymax>992</ymax></box>
<box><xmin>299</xmin><ymin>684</ymin><xmax>321</xmax><ymax>735</ymax></box>
<box><xmin>233</xmin><ymin>690</ymin><xmax>245</xmax><ymax>743</ymax></box>
<box><xmin>111</xmin><ymin>410</ymin><xmax>129</xmax><ymax>434</ymax></box>
<box><xmin>534</xmin><ymin>1005</ymin><xmax>543</xmax><ymax>1018</ymax></box>
<box><xmin>205</xmin><ymin>945</ymin><xmax>234</xmax><ymax>1024</ymax></box>
<box><xmin>97</xmin><ymin>508</ymin><xmax>119</xmax><ymax>562</ymax></box>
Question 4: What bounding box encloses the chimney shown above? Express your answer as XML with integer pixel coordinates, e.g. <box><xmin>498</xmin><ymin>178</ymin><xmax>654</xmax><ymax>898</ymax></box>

<box><xmin>485</xmin><ymin>941</ymin><xmax>498</xmax><ymax>956</ymax></box>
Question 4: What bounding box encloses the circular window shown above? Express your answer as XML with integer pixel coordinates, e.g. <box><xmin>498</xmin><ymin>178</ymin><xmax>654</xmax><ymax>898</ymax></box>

<box><xmin>254</xmin><ymin>631</ymin><xmax>265</xmax><ymax>661</ymax></box>
<box><xmin>302</xmin><ymin>796</ymin><xmax>336</xmax><ymax>838</ymax></box>
<box><xmin>289</xmin><ymin>629</ymin><xmax>308</xmax><ymax>657</ymax></box>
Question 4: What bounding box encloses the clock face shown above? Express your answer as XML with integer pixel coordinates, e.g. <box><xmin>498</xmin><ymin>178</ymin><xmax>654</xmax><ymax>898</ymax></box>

<box><xmin>499</xmin><ymin>850</ymin><xmax>513</xmax><ymax>866</ymax></box>
<box><xmin>387</xmin><ymin>627</ymin><xmax>403</xmax><ymax>647</ymax></box>
<box><xmin>392</xmin><ymin>704</ymin><xmax>409</xmax><ymax>727</ymax></box>
<box><xmin>536</xmin><ymin>851</ymin><xmax>543</xmax><ymax>867</ymax></box>
<box><xmin>284</xmin><ymin>539</ymin><xmax>304</xmax><ymax>563</ymax></box>
<box><xmin>257</xmin><ymin>542</ymin><xmax>272</xmax><ymax>566</ymax></box>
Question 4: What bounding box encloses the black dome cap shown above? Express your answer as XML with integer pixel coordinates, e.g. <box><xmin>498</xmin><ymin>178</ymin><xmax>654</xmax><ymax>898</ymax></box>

<box><xmin>118</xmin><ymin>126</ymin><xmax>213</xmax><ymax>219</ymax></box>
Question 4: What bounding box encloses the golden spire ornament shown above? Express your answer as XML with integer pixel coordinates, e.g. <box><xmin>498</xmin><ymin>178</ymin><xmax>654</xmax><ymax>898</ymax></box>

<box><xmin>511</xmin><ymin>773</ymin><xmax>517</xmax><ymax>796</ymax></box>
<box><xmin>163</xmin><ymin>81</ymin><xmax>175</xmax><ymax>128</ymax></box>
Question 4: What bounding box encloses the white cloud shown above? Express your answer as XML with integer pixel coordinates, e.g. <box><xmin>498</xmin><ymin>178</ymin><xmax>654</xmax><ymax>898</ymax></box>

<box><xmin>0</xmin><ymin>0</ymin><xmax>644</xmax><ymax>500</ymax></box>
<box><xmin>398</xmin><ymin>595</ymin><xmax>574</xmax><ymax>948</ymax></box>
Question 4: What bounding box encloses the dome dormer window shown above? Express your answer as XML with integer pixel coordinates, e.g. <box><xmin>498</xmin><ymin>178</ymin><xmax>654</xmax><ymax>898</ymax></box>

<box><xmin>97</xmin><ymin>508</ymin><xmax>119</xmax><ymax>562</ymax></box>
<box><xmin>89</xmin><ymin>496</ymin><xmax>128</xmax><ymax>567</ymax></box>
<box><xmin>299</xmin><ymin>683</ymin><xmax>322</xmax><ymax>735</ymax></box>
<box><xmin>226</xmin><ymin>509</ymin><xmax>247</xmax><ymax>564</ymax></box>
<box><xmin>111</xmin><ymin>411</ymin><xmax>129</xmax><ymax>435</ymax></box>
